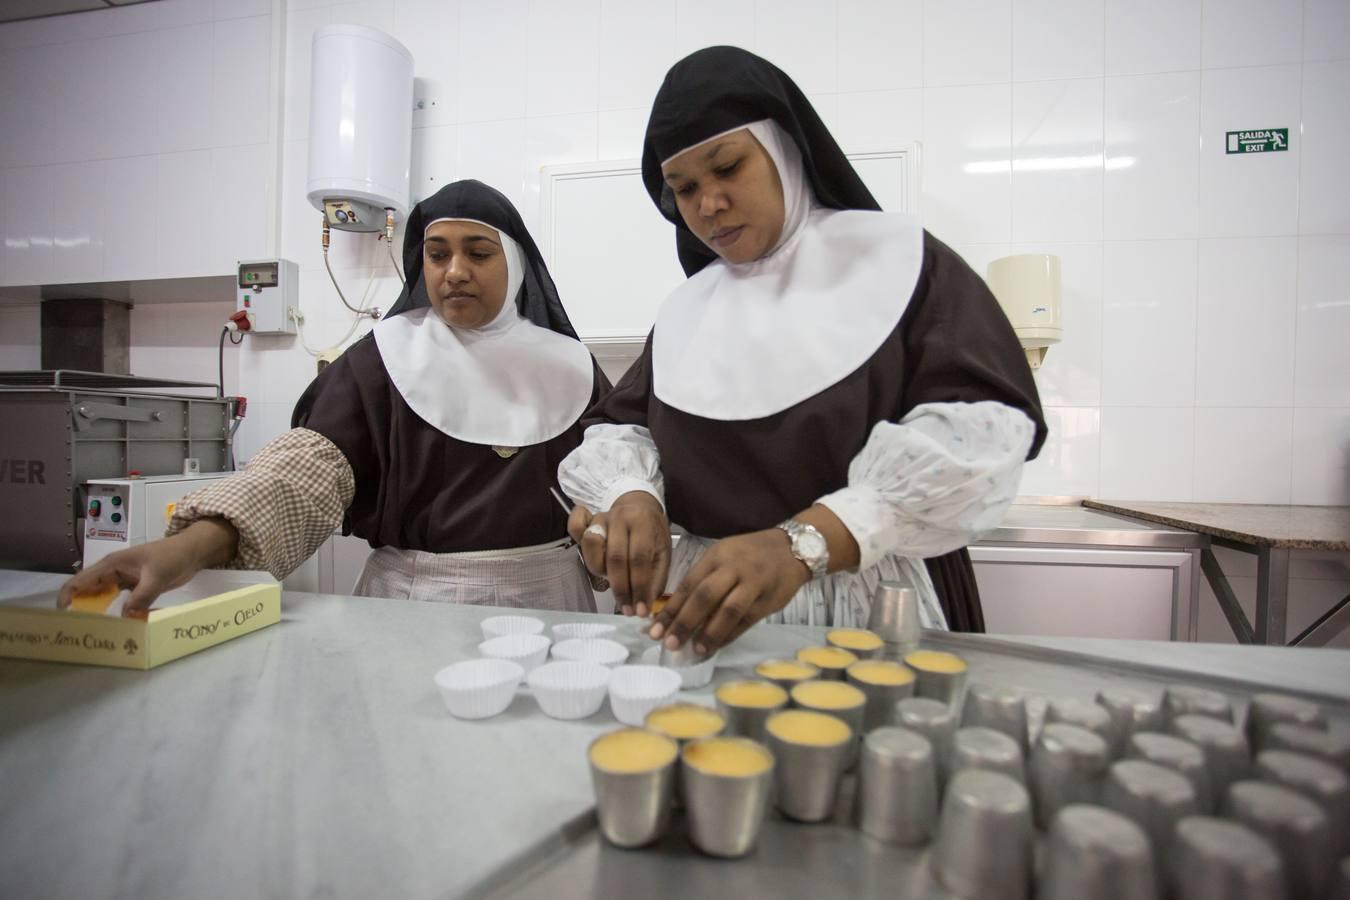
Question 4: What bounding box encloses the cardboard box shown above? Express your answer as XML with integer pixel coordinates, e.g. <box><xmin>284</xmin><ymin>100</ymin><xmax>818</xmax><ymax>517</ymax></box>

<box><xmin>0</xmin><ymin>572</ymin><xmax>280</xmax><ymax>669</ymax></box>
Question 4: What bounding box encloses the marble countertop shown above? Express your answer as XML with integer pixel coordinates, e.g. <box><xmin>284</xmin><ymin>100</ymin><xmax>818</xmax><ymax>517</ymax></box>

<box><xmin>3</xmin><ymin>584</ymin><xmax>1349</xmax><ymax>899</ymax></box>
<box><xmin>1084</xmin><ymin>500</ymin><xmax>1350</xmax><ymax>550</ymax></box>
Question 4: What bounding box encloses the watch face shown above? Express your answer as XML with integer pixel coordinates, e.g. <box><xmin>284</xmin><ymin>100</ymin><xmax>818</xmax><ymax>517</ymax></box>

<box><xmin>797</xmin><ymin>529</ymin><xmax>828</xmax><ymax>562</ymax></box>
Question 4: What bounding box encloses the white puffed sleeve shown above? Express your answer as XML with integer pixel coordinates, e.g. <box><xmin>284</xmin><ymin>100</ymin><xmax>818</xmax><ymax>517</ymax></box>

<box><xmin>558</xmin><ymin>423</ymin><xmax>666</xmax><ymax>513</ymax></box>
<box><xmin>816</xmin><ymin>401</ymin><xmax>1035</xmax><ymax>571</ymax></box>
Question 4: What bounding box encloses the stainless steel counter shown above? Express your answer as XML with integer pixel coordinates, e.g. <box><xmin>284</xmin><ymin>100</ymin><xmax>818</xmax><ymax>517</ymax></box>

<box><xmin>981</xmin><ymin>503</ymin><xmax>1206</xmax><ymax>549</ymax></box>
<box><xmin>2</xmin><ymin>582</ymin><xmax>1347</xmax><ymax>899</ymax></box>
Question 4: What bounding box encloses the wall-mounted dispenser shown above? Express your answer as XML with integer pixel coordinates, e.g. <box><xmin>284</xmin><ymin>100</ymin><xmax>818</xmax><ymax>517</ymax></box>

<box><xmin>986</xmin><ymin>254</ymin><xmax>1062</xmax><ymax>370</ymax></box>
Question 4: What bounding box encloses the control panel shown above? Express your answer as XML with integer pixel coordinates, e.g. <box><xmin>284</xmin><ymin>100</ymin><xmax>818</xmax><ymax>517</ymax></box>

<box><xmin>85</xmin><ymin>483</ymin><xmax>130</xmax><ymax>544</ymax></box>
<box><xmin>236</xmin><ymin>258</ymin><xmax>299</xmax><ymax>335</ymax></box>
<box><xmin>82</xmin><ymin>473</ymin><xmax>232</xmax><ymax>568</ymax></box>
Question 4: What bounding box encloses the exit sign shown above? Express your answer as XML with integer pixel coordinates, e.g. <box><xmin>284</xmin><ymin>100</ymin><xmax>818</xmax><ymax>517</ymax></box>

<box><xmin>1226</xmin><ymin>129</ymin><xmax>1289</xmax><ymax>154</ymax></box>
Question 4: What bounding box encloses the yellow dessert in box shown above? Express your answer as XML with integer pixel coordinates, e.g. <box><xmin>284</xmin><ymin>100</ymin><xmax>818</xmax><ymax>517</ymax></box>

<box><xmin>0</xmin><ymin>571</ymin><xmax>280</xmax><ymax>670</ymax></box>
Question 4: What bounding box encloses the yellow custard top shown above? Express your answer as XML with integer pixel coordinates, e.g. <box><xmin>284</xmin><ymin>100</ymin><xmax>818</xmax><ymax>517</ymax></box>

<box><xmin>69</xmin><ymin>584</ymin><xmax>119</xmax><ymax>614</ymax></box>
<box><xmin>796</xmin><ymin>646</ymin><xmax>858</xmax><ymax>670</ymax></box>
<box><xmin>715</xmin><ymin>680</ymin><xmax>789</xmax><ymax>709</ymax></box>
<box><xmin>847</xmin><ymin>660</ymin><xmax>916</xmax><ymax>687</ymax></box>
<box><xmin>767</xmin><ymin>709</ymin><xmax>852</xmax><ymax>746</ymax></box>
<box><xmin>683</xmin><ymin>738</ymin><xmax>773</xmax><ymax>777</ymax></box>
<box><xmin>791</xmin><ymin>680</ymin><xmax>866</xmax><ymax>711</ymax></box>
<box><xmin>826</xmin><ymin>629</ymin><xmax>883</xmax><ymax>651</ymax></box>
<box><xmin>904</xmin><ymin>650</ymin><xmax>968</xmax><ymax>674</ymax></box>
<box><xmin>755</xmin><ymin>660</ymin><xmax>820</xmax><ymax>681</ymax></box>
<box><xmin>589</xmin><ymin>728</ymin><xmax>678</xmax><ymax>773</ymax></box>
<box><xmin>645</xmin><ymin>703</ymin><xmax>726</xmax><ymax>740</ymax></box>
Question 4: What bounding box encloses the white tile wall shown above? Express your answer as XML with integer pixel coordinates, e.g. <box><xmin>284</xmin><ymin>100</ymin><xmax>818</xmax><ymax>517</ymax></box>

<box><xmin>1012</xmin><ymin>0</ymin><xmax>1103</xmax><ymax>82</ymax></box>
<box><xmin>1</xmin><ymin>0</ymin><xmax>1346</xmax><ymax>516</ymax></box>
<box><xmin>1104</xmin><ymin>0</ymin><xmax>1200</xmax><ymax>76</ymax></box>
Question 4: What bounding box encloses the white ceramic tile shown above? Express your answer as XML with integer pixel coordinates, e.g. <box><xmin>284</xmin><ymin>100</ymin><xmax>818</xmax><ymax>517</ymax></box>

<box><xmin>282</xmin><ymin>6</ymin><xmax>331</xmax><ymax>143</ymax></box>
<box><xmin>837</xmin><ymin>0</ymin><xmax>922</xmax><ymax>92</ymax></box>
<box><xmin>598</xmin><ymin>0</ymin><xmax>676</xmax><ymax>110</ymax></box>
<box><xmin>1198</xmin><ymin>65</ymin><xmax>1300</xmax><ymax>238</ymax></box>
<box><xmin>673</xmin><ymin>0</ymin><xmax>755</xmax><ymax>59</ymax></box>
<box><xmin>1103</xmin><ymin>0</ymin><xmax>1200</xmax><ymax>75</ymax></box>
<box><xmin>456</xmin><ymin>118</ymin><xmax>528</xmax><ymax>217</ymax></box>
<box><xmin>1100</xmin><ymin>239</ymin><xmax>1198</xmax><ymax>405</ymax></box>
<box><xmin>213</xmin><ymin>15</ymin><xmax>273</xmax><ymax>148</ymax></box>
<box><xmin>1192</xmin><ymin>407</ymin><xmax>1293</xmax><ymax>504</ymax></box>
<box><xmin>1103</xmin><ymin>72</ymin><xmax>1200</xmax><ymax>239</ymax></box>
<box><xmin>232</xmin><ymin>401</ymin><xmax>295</xmax><ymax>463</ymax></box>
<box><xmin>598</xmin><ymin>107</ymin><xmax>649</xmax><ymax>160</ymax></box>
<box><xmin>457</xmin><ymin>0</ymin><xmax>528</xmax><ymax>122</ymax></box>
<box><xmin>155</xmin><ymin>150</ymin><xmax>214</xmax><ymax>278</ymax></box>
<box><xmin>523</xmin><ymin>113</ymin><xmax>599</xmax><ymax>234</ymax></box>
<box><xmin>98</xmin><ymin>29</ymin><xmax>161</xmax><ymax>160</ymax></box>
<box><xmin>0</xmin><ymin>166</ymin><xmax>53</xmax><ymax>286</ymax></box>
<box><xmin>833</xmin><ymin>89</ymin><xmax>923</xmax><ymax>153</ymax></box>
<box><xmin>214</xmin><ymin>0</ymin><xmax>270</xmax><ymax>19</ymax></box>
<box><xmin>921</xmin><ymin>83</ymin><xmax>1012</xmax><ymax>244</ymax></box>
<box><xmin>156</xmin><ymin>22</ymin><xmax>216</xmax><ymax>153</ymax></box>
<box><xmin>101</xmin><ymin>155</ymin><xmax>158</xmax><ymax>280</ymax></box>
<box><xmin>1295</xmin><ymin>235</ymin><xmax>1350</xmax><ymax>406</ymax></box>
<box><xmin>1098</xmin><ymin>406</ymin><xmax>1195</xmax><ymax>500</ymax></box>
<box><xmin>1012</xmin><ymin>0</ymin><xmax>1103</xmax><ymax>82</ymax></box>
<box><xmin>1011</xmin><ymin>78</ymin><xmax>1103</xmax><ymax>242</ymax></box>
<box><xmin>394</xmin><ymin>0</ymin><xmax>459</xmax><ymax>129</ymax></box>
<box><xmin>1195</xmin><ymin>237</ymin><xmax>1297</xmax><ymax>407</ymax></box>
<box><xmin>1201</xmin><ymin>0</ymin><xmax>1301</xmax><ymax>70</ymax></box>
<box><xmin>210</xmin><ymin>144</ymin><xmax>272</xmax><ymax>272</ymax></box>
<box><xmin>754</xmin><ymin>0</ymin><xmax>837</xmax><ymax>94</ymax></box>
<box><xmin>1010</xmin><ymin>241</ymin><xmax>1101</xmax><ymax>406</ymax></box>
<box><xmin>1304</xmin><ymin>0</ymin><xmax>1350</xmax><ymax>63</ymax></box>
<box><xmin>0</xmin><ymin>306</ymin><xmax>40</xmax><ymax>370</ymax></box>
<box><xmin>1299</xmin><ymin>60</ymin><xmax>1350</xmax><ymax>235</ymax></box>
<box><xmin>130</xmin><ymin>300</ymin><xmax>238</xmax><ymax>393</ymax></box>
<box><xmin>410</xmin><ymin>124</ymin><xmax>458</xmax><ymax>204</ymax></box>
<box><xmin>525</xmin><ymin>0</ymin><xmax>600</xmax><ymax>118</ymax></box>
<box><xmin>1017</xmin><ymin>406</ymin><xmax>1101</xmax><ymax>498</ymax></box>
<box><xmin>123</xmin><ymin>0</ymin><xmax>212</xmax><ymax>33</ymax></box>
<box><xmin>279</xmin><ymin>140</ymin><xmax>322</xmax><ymax>270</ymax></box>
<box><xmin>49</xmin><ymin>161</ymin><xmax>105</xmax><ymax>284</ymax></box>
<box><xmin>45</xmin><ymin>40</ymin><xmax>106</xmax><ymax>166</ymax></box>
<box><xmin>1292</xmin><ymin>408</ymin><xmax>1350</xmax><ymax>506</ymax></box>
<box><xmin>0</xmin><ymin>45</ymin><xmax>41</xmax><ymax>168</ymax></box>
<box><xmin>329</xmin><ymin>0</ymin><xmax>395</xmax><ymax>32</ymax></box>
<box><xmin>923</xmin><ymin>0</ymin><xmax>1011</xmax><ymax>87</ymax></box>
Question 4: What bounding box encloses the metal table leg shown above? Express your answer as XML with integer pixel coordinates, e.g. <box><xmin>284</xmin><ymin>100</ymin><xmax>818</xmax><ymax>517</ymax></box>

<box><xmin>1255</xmin><ymin>547</ymin><xmax>1290</xmax><ymax>645</ymax></box>
<box><xmin>1202</xmin><ymin>548</ymin><xmax>1255</xmax><ymax>644</ymax></box>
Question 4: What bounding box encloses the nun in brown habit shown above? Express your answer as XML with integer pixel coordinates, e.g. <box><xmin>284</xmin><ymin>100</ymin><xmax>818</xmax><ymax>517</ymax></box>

<box><xmin>61</xmin><ymin>180</ymin><xmax>610</xmax><ymax>615</ymax></box>
<box><xmin>559</xmin><ymin>47</ymin><xmax>1046</xmax><ymax>652</ymax></box>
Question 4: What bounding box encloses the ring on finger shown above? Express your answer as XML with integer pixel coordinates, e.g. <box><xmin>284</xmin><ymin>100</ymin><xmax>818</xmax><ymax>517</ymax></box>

<box><xmin>583</xmin><ymin>522</ymin><xmax>608</xmax><ymax>541</ymax></box>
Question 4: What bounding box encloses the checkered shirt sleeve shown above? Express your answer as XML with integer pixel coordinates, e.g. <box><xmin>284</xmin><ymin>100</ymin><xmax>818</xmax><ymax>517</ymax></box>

<box><xmin>165</xmin><ymin>427</ymin><xmax>356</xmax><ymax>579</ymax></box>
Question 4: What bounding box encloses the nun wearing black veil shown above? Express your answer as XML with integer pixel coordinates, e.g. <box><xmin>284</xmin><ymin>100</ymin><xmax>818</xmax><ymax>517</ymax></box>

<box><xmin>559</xmin><ymin>47</ymin><xmax>1046</xmax><ymax>652</ymax></box>
<box><xmin>62</xmin><ymin>180</ymin><xmax>610</xmax><ymax>615</ymax></box>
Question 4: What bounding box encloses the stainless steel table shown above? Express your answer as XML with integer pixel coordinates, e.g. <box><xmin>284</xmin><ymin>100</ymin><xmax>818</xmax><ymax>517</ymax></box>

<box><xmin>2</xmin><ymin>582</ymin><xmax>1348</xmax><ymax>900</ymax></box>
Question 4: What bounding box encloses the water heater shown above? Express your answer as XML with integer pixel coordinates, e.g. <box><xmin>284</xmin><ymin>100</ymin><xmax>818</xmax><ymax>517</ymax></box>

<box><xmin>306</xmin><ymin>25</ymin><xmax>414</xmax><ymax>233</ymax></box>
<box><xmin>986</xmin><ymin>254</ymin><xmax>1062</xmax><ymax>370</ymax></box>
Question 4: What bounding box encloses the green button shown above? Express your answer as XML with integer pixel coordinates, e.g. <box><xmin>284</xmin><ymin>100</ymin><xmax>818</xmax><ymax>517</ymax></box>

<box><xmin>111</xmin><ymin>496</ymin><xmax>122</xmax><ymax>506</ymax></box>
<box><xmin>110</xmin><ymin>513</ymin><xmax>122</xmax><ymax>524</ymax></box>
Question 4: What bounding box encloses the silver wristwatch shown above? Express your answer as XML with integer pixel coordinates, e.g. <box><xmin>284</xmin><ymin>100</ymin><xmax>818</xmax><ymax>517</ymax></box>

<box><xmin>776</xmin><ymin>518</ymin><xmax>830</xmax><ymax>579</ymax></box>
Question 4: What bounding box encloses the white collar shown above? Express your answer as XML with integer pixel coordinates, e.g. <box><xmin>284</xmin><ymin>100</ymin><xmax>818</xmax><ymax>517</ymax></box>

<box><xmin>652</xmin><ymin>120</ymin><xmax>924</xmax><ymax>420</ymax></box>
<box><xmin>374</xmin><ymin>225</ymin><xmax>594</xmax><ymax>446</ymax></box>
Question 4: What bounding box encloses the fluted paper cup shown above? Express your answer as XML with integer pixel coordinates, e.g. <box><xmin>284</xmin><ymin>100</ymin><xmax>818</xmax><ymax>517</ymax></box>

<box><xmin>434</xmin><ymin>658</ymin><xmax>524</xmax><ymax>720</ymax></box>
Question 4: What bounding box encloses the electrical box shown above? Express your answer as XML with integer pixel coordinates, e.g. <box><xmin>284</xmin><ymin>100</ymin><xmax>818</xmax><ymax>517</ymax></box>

<box><xmin>237</xmin><ymin>258</ymin><xmax>299</xmax><ymax>335</ymax></box>
<box><xmin>83</xmin><ymin>472</ymin><xmax>233</xmax><ymax>569</ymax></box>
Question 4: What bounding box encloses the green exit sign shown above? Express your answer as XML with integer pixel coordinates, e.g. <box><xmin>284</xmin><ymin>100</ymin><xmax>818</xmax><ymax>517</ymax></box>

<box><xmin>1226</xmin><ymin>129</ymin><xmax>1289</xmax><ymax>154</ymax></box>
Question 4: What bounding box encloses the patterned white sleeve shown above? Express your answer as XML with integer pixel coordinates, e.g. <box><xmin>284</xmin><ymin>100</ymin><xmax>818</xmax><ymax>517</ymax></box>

<box><xmin>557</xmin><ymin>423</ymin><xmax>666</xmax><ymax>513</ymax></box>
<box><xmin>816</xmin><ymin>401</ymin><xmax>1035</xmax><ymax>571</ymax></box>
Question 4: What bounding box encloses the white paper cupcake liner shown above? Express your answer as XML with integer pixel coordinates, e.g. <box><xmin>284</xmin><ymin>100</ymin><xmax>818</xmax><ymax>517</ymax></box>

<box><xmin>433</xmin><ymin>658</ymin><xmax>524</xmax><ymax>720</ymax></box>
<box><xmin>551</xmin><ymin>637</ymin><xmax>629</xmax><ymax>667</ymax></box>
<box><xmin>641</xmin><ymin>645</ymin><xmax>718</xmax><ymax>689</ymax></box>
<box><xmin>480</xmin><ymin>615</ymin><xmax>546</xmax><ymax>640</ymax></box>
<box><xmin>551</xmin><ymin>621</ymin><xmax>618</xmax><ymax>641</ymax></box>
<box><xmin>608</xmin><ymin>665</ymin><xmax>684</xmax><ymax>726</ymax></box>
<box><xmin>528</xmin><ymin>661</ymin><xmax>612</xmax><ymax>719</ymax></box>
<box><xmin>478</xmin><ymin>633</ymin><xmax>552</xmax><ymax>672</ymax></box>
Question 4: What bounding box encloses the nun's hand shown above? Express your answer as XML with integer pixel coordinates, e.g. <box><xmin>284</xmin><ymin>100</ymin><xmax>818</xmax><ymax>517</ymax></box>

<box><xmin>651</xmin><ymin>529</ymin><xmax>809</xmax><ymax>655</ymax></box>
<box><xmin>567</xmin><ymin>491</ymin><xmax>670</xmax><ymax>617</ymax></box>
